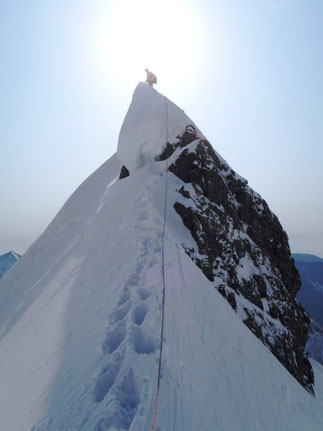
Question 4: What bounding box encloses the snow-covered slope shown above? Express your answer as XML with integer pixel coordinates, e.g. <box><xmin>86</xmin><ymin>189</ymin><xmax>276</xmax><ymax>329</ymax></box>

<box><xmin>0</xmin><ymin>83</ymin><xmax>323</xmax><ymax>431</ymax></box>
<box><xmin>0</xmin><ymin>251</ymin><xmax>21</xmax><ymax>279</ymax></box>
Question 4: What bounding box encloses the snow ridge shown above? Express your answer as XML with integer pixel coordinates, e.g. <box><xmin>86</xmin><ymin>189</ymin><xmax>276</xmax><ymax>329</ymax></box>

<box><xmin>117</xmin><ymin>82</ymin><xmax>203</xmax><ymax>174</ymax></box>
<box><xmin>0</xmin><ymin>84</ymin><xmax>323</xmax><ymax>430</ymax></box>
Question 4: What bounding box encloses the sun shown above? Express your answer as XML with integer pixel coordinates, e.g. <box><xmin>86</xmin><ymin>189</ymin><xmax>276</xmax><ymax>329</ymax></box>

<box><xmin>90</xmin><ymin>0</ymin><xmax>202</xmax><ymax>93</ymax></box>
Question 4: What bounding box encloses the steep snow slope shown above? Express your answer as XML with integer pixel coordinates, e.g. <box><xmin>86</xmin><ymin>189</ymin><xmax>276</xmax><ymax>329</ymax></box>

<box><xmin>0</xmin><ymin>251</ymin><xmax>21</xmax><ymax>278</ymax></box>
<box><xmin>0</xmin><ymin>83</ymin><xmax>323</xmax><ymax>431</ymax></box>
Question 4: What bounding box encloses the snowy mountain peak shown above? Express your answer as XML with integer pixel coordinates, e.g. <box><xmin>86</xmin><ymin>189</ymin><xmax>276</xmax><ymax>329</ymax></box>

<box><xmin>117</xmin><ymin>82</ymin><xmax>202</xmax><ymax>174</ymax></box>
<box><xmin>0</xmin><ymin>86</ymin><xmax>322</xmax><ymax>430</ymax></box>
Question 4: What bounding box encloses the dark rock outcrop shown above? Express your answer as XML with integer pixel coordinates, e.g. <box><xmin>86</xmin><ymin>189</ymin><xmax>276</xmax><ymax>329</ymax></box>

<box><xmin>119</xmin><ymin>165</ymin><xmax>130</xmax><ymax>179</ymax></box>
<box><xmin>160</xmin><ymin>125</ymin><xmax>314</xmax><ymax>393</ymax></box>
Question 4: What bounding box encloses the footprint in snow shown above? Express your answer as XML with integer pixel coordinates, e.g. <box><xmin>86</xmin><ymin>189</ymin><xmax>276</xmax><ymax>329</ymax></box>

<box><xmin>138</xmin><ymin>287</ymin><xmax>152</xmax><ymax>301</ymax></box>
<box><xmin>117</xmin><ymin>289</ymin><xmax>131</xmax><ymax>306</ymax></box>
<box><xmin>132</xmin><ymin>302</ymin><xmax>148</xmax><ymax>326</ymax></box>
<box><xmin>133</xmin><ymin>326</ymin><xmax>158</xmax><ymax>355</ymax></box>
<box><xmin>94</xmin><ymin>350</ymin><xmax>124</xmax><ymax>403</ymax></box>
<box><xmin>102</xmin><ymin>322</ymin><xmax>126</xmax><ymax>354</ymax></box>
<box><xmin>109</xmin><ymin>301</ymin><xmax>131</xmax><ymax>325</ymax></box>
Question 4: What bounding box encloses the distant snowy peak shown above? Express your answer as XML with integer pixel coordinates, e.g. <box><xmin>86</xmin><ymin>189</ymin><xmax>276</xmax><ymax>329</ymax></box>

<box><xmin>0</xmin><ymin>251</ymin><xmax>21</xmax><ymax>279</ymax></box>
<box><xmin>117</xmin><ymin>82</ymin><xmax>204</xmax><ymax>174</ymax></box>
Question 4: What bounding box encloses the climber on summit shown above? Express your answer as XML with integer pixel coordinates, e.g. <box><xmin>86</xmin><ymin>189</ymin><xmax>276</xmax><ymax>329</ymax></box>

<box><xmin>145</xmin><ymin>68</ymin><xmax>157</xmax><ymax>87</ymax></box>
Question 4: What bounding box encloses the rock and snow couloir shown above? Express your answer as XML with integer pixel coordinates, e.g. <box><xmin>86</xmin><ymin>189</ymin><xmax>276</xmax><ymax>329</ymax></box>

<box><xmin>0</xmin><ymin>82</ymin><xmax>323</xmax><ymax>431</ymax></box>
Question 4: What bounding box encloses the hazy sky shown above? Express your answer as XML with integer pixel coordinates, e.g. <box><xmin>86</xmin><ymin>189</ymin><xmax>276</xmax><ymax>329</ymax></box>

<box><xmin>1</xmin><ymin>0</ymin><xmax>322</xmax><ymax>257</ymax></box>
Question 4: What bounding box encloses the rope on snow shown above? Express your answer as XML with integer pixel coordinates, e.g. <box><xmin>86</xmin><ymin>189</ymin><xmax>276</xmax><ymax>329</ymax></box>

<box><xmin>151</xmin><ymin>96</ymin><xmax>169</xmax><ymax>431</ymax></box>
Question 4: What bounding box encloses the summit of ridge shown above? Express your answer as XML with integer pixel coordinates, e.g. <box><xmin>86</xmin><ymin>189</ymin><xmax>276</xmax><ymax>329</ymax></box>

<box><xmin>117</xmin><ymin>82</ymin><xmax>203</xmax><ymax>174</ymax></box>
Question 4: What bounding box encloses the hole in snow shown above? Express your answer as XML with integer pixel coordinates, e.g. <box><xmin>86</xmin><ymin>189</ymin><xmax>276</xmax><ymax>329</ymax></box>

<box><xmin>102</xmin><ymin>323</ymin><xmax>126</xmax><ymax>354</ymax></box>
<box><xmin>132</xmin><ymin>303</ymin><xmax>148</xmax><ymax>326</ymax></box>
<box><xmin>138</xmin><ymin>287</ymin><xmax>151</xmax><ymax>300</ymax></box>
<box><xmin>94</xmin><ymin>369</ymin><xmax>140</xmax><ymax>430</ymax></box>
<box><xmin>133</xmin><ymin>327</ymin><xmax>158</xmax><ymax>355</ymax></box>
<box><xmin>109</xmin><ymin>301</ymin><xmax>131</xmax><ymax>325</ymax></box>
<box><xmin>117</xmin><ymin>369</ymin><xmax>140</xmax><ymax>428</ymax></box>
<box><xmin>126</xmin><ymin>272</ymin><xmax>140</xmax><ymax>287</ymax></box>
<box><xmin>118</xmin><ymin>289</ymin><xmax>131</xmax><ymax>306</ymax></box>
<box><xmin>94</xmin><ymin>362</ymin><xmax>120</xmax><ymax>403</ymax></box>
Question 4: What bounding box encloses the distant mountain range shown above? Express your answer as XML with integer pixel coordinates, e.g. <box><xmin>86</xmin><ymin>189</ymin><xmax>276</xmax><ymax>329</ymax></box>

<box><xmin>293</xmin><ymin>253</ymin><xmax>323</xmax><ymax>365</ymax></box>
<box><xmin>293</xmin><ymin>254</ymin><xmax>323</xmax><ymax>326</ymax></box>
<box><xmin>0</xmin><ymin>251</ymin><xmax>21</xmax><ymax>279</ymax></box>
<box><xmin>293</xmin><ymin>253</ymin><xmax>323</xmax><ymax>264</ymax></box>
<box><xmin>306</xmin><ymin>319</ymin><xmax>323</xmax><ymax>366</ymax></box>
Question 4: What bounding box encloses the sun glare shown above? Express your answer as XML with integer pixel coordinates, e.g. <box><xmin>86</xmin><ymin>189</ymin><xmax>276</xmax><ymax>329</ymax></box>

<box><xmin>91</xmin><ymin>0</ymin><xmax>201</xmax><ymax>93</ymax></box>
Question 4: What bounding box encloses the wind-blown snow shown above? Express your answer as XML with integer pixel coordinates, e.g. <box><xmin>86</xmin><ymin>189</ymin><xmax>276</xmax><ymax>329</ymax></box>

<box><xmin>0</xmin><ymin>84</ymin><xmax>323</xmax><ymax>431</ymax></box>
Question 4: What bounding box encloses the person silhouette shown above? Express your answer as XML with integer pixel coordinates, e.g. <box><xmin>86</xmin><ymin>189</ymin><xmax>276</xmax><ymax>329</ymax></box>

<box><xmin>145</xmin><ymin>68</ymin><xmax>157</xmax><ymax>87</ymax></box>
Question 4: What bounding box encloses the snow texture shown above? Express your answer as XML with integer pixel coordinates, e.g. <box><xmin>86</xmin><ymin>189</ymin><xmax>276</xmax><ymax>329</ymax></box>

<box><xmin>0</xmin><ymin>84</ymin><xmax>323</xmax><ymax>431</ymax></box>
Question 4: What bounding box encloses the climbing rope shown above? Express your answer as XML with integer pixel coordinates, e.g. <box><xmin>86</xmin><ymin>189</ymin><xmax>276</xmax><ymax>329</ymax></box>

<box><xmin>151</xmin><ymin>97</ymin><xmax>169</xmax><ymax>431</ymax></box>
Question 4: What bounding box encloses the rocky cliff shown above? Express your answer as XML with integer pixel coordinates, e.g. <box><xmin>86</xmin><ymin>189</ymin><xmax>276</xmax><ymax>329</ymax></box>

<box><xmin>158</xmin><ymin>124</ymin><xmax>314</xmax><ymax>393</ymax></box>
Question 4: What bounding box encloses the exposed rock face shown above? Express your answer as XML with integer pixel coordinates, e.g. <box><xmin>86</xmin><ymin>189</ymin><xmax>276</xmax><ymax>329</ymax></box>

<box><xmin>119</xmin><ymin>165</ymin><xmax>130</xmax><ymax>179</ymax></box>
<box><xmin>160</xmin><ymin>125</ymin><xmax>314</xmax><ymax>393</ymax></box>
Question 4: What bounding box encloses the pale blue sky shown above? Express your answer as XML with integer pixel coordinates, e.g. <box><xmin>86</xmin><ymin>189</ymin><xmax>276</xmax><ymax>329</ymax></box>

<box><xmin>1</xmin><ymin>0</ymin><xmax>322</xmax><ymax>257</ymax></box>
